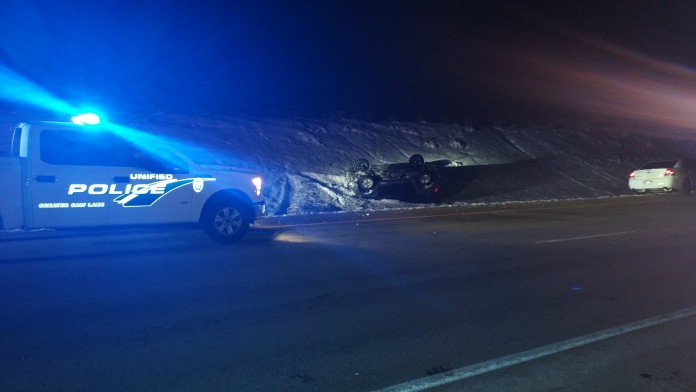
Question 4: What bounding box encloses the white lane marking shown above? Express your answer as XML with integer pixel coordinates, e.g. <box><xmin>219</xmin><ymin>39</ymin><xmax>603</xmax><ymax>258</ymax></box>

<box><xmin>374</xmin><ymin>305</ymin><xmax>696</xmax><ymax>392</ymax></box>
<box><xmin>536</xmin><ymin>230</ymin><xmax>636</xmax><ymax>244</ymax></box>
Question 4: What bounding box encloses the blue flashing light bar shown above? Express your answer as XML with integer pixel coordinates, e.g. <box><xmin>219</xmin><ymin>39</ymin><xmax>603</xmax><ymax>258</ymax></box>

<box><xmin>71</xmin><ymin>113</ymin><xmax>101</xmax><ymax>125</ymax></box>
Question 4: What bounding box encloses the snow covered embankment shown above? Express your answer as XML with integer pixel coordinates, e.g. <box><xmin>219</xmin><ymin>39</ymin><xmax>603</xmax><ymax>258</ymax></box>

<box><xmin>125</xmin><ymin>114</ymin><xmax>696</xmax><ymax>216</ymax></box>
<box><xmin>3</xmin><ymin>112</ymin><xmax>693</xmax><ymax>216</ymax></box>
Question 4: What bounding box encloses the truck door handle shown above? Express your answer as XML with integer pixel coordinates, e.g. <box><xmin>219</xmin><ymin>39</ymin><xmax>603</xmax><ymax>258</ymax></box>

<box><xmin>113</xmin><ymin>176</ymin><xmax>131</xmax><ymax>183</ymax></box>
<box><xmin>36</xmin><ymin>175</ymin><xmax>56</xmax><ymax>183</ymax></box>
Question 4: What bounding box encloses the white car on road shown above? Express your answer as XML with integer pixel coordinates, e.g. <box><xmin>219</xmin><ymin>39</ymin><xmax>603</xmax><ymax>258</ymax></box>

<box><xmin>629</xmin><ymin>159</ymin><xmax>696</xmax><ymax>195</ymax></box>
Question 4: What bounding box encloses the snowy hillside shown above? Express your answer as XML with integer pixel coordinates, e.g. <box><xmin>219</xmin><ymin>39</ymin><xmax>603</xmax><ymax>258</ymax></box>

<box><xmin>3</xmin><ymin>111</ymin><xmax>696</xmax><ymax>216</ymax></box>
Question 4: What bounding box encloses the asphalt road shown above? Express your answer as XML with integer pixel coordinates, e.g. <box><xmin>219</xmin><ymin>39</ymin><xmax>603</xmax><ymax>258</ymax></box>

<box><xmin>2</xmin><ymin>195</ymin><xmax>696</xmax><ymax>391</ymax></box>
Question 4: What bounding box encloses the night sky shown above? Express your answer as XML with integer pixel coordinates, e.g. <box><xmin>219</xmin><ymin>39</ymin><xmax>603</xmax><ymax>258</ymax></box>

<box><xmin>2</xmin><ymin>1</ymin><xmax>696</xmax><ymax>121</ymax></box>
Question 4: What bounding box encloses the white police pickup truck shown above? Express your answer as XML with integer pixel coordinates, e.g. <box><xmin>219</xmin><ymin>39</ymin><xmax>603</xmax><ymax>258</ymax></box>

<box><xmin>0</xmin><ymin>115</ymin><xmax>265</xmax><ymax>242</ymax></box>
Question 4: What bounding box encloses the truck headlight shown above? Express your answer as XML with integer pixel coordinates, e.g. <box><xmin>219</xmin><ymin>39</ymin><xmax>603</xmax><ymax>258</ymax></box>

<box><xmin>252</xmin><ymin>177</ymin><xmax>262</xmax><ymax>196</ymax></box>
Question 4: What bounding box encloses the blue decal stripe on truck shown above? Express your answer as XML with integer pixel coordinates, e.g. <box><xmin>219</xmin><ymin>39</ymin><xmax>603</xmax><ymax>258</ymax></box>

<box><xmin>113</xmin><ymin>178</ymin><xmax>214</xmax><ymax>207</ymax></box>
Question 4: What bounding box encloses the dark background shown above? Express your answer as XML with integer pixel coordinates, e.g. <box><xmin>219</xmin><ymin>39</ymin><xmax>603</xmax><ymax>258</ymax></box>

<box><xmin>1</xmin><ymin>0</ymin><xmax>696</xmax><ymax>121</ymax></box>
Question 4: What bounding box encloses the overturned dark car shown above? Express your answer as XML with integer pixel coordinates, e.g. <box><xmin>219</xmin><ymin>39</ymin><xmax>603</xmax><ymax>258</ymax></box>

<box><xmin>346</xmin><ymin>154</ymin><xmax>442</xmax><ymax>199</ymax></box>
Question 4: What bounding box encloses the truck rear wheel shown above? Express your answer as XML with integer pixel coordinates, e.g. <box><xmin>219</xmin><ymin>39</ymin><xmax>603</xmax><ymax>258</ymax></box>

<box><xmin>202</xmin><ymin>201</ymin><xmax>250</xmax><ymax>243</ymax></box>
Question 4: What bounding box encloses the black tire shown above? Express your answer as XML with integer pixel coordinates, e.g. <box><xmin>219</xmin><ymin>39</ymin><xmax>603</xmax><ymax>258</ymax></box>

<box><xmin>414</xmin><ymin>170</ymin><xmax>436</xmax><ymax>191</ymax></box>
<box><xmin>409</xmin><ymin>154</ymin><xmax>425</xmax><ymax>167</ymax></box>
<box><xmin>354</xmin><ymin>159</ymin><xmax>370</xmax><ymax>172</ymax></box>
<box><xmin>357</xmin><ymin>175</ymin><xmax>378</xmax><ymax>193</ymax></box>
<box><xmin>201</xmin><ymin>201</ymin><xmax>250</xmax><ymax>243</ymax></box>
<box><xmin>682</xmin><ymin>179</ymin><xmax>693</xmax><ymax>196</ymax></box>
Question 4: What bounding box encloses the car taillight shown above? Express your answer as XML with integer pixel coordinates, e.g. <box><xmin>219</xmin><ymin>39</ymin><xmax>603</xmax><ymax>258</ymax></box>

<box><xmin>664</xmin><ymin>168</ymin><xmax>676</xmax><ymax>176</ymax></box>
<box><xmin>629</xmin><ymin>171</ymin><xmax>636</xmax><ymax>178</ymax></box>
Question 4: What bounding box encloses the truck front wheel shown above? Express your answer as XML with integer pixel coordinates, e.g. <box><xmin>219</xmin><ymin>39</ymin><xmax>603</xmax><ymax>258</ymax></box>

<box><xmin>202</xmin><ymin>201</ymin><xmax>250</xmax><ymax>243</ymax></box>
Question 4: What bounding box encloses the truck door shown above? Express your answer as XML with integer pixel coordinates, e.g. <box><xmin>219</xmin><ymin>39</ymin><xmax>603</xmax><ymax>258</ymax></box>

<box><xmin>106</xmin><ymin>137</ymin><xmax>194</xmax><ymax>225</ymax></box>
<box><xmin>28</xmin><ymin>128</ymin><xmax>111</xmax><ymax>228</ymax></box>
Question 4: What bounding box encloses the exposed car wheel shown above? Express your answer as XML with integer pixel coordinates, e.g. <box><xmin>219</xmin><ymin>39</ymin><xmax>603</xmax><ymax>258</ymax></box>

<box><xmin>202</xmin><ymin>201</ymin><xmax>250</xmax><ymax>243</ymax></box>
<box><xmin>682</xmin><ymin>179</ymin><xmax>693</xmax><ymax>196</ymax></box>
<box><xmin>409</xmin><ymin>154</ymin><xmax>425</xmax><ymax>167</ymax></box>
<box><xmin>414</xmin><ymin>170</ymin><xmax>435</xmax><ymax>190</ymax></box>
<box><xmin>357</xmin><ymin>175</ymin><xmax>378</xmax><ymax>194</ymax></box>
<box><xmin>354</xmin><ymin>159</ymin><xmax>370</xmax><ymax>172</ymax></box>
<box><xmin>635</xmin><ymin>189</ymin><xmax>647</xmax><ymax>194</ymax></box>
